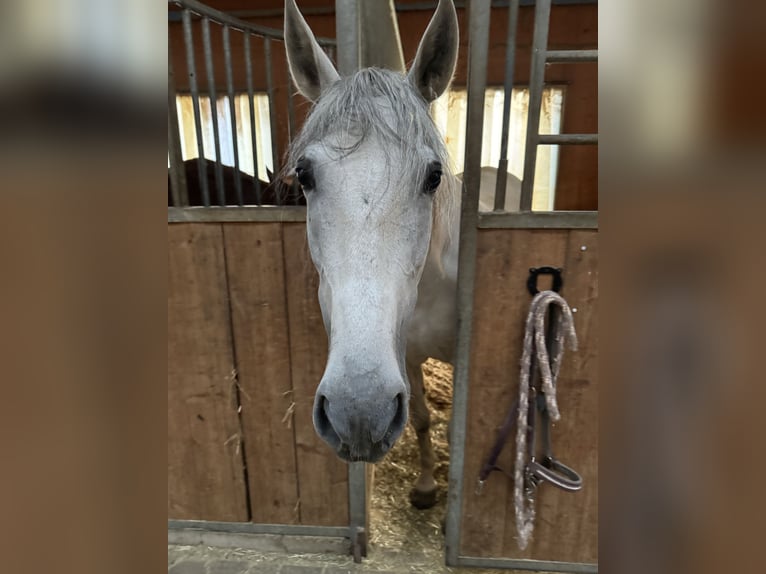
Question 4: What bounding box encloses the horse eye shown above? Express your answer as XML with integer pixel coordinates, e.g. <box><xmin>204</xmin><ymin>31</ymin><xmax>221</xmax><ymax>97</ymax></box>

<box><xmin>423</xmin><ymin>162</ymin><xmax>442</xmax><ymax>194</ymax></box>
<box><xmin>295</xmin><ymin>157</ymin><xmax>315</xmax><ymax>191</ymax></box>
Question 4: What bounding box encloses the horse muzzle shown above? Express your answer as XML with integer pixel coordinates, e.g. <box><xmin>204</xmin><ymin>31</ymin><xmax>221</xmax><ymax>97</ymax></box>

<box><xmin>312</xmin><ymin>378</ymin><xmax>408</xmax><ymax>463</ymax></box>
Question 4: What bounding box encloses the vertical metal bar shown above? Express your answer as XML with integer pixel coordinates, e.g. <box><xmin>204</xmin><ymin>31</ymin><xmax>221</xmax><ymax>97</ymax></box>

<box><xmin>335</xmin><ymin>0</ymin><xmax>359</xmax><ymax>76</ymax></box>
<box><xmin>243</xmin><ymin>33</ymin><xmax>262</xmax><ymax>205</ymax></box>
<box><xmin>182</xmin><ymin>9</ymin><xmax>210</xmax><ymax>206</ymax></box>
<box><xmin>287</xmin><ymin>75</ymin><xmax>296</xmax><ymax>144</ymax></box>
<box><xmin>348</xmin><ymin>462</ymin><xmax>367</xmax><ymax>562</ymax></box>
<box><xmin>520</xmin><ymin>0</ymin><xmax>552</xmax><ymax>211</ymax></box>
<box><xmin>202</xmin><ymin>16</ymin><xmax>226</xmax><ymax>206</ymax></box>
<box><xmin>493</xmin><ymin>0</ymin><xmax>520</xmax><ymax>212</ymax></box>
<box><xmin>168</xmin><ymin>42</ymin><xmax>189</xmax><ymax>208</ymax></box>
<box><xmin>264</xmin><ymin>38</ymin><xmax>280</xmax><ymax>181</ymax></box>
<box><xmin>444</xmin><ymin>0</ymin><xmax>492</xmax><ymax>566</ymax></box>
<box><xmin>223</xmin><ymin>25</ymin><xmax>243</xmax><ymax>206</ymax></box>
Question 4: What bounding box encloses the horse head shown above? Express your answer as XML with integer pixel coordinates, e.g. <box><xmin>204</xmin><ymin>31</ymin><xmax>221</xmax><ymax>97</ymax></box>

<box><xmin>284</xmin><ymin>0</ymin><xmax>458</xmax><ymax>462</ymax></box>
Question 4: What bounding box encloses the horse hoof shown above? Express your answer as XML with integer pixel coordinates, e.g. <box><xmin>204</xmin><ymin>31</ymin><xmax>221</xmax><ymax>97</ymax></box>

<box><xmin>409</xmin><ymin>486</ymin><xmax>438</xmax><ymax>509</ymax></box>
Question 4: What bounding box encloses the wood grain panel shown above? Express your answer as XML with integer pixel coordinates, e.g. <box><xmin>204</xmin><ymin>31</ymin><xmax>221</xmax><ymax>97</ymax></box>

<box><xmin>282</xmin><ymin>222</ymin><xmax>349</xmax><ymax>526</ymax></box>
<box><xmin>460</xmin><ymin>229</ymin><xmax>569</xmax><ymax>556</ymax></box>
<box><xmin>495</xmin><ymin>230</ymin><xmax>598</xmax><ymax>562</ymax></box>
<box><xmin>168</xmin><ymin>224</ymin><xmax>248</xmax><ymax>521</ymax></box>
<box><xmin>223</xmin><ymin>223</ymin><xmax>300</xmax><ymax>523</ymax></box>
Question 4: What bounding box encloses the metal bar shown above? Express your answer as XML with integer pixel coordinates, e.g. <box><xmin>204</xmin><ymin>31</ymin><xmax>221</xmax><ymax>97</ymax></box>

<box><xmin>478</xmin><ymin>210</ymin><xmax>597</xmax><ymax>229</ymax></box>
<box><xmin>539</xmin><ymin>133</ymin><xmax>598</xmax><ymax>145</ymax></box>
<box><xmin>168</xmin><ymin>42</ymin><xmax>189</xmax><ymax>207</ymax></box>
<box><xmin>202</xmin><ymin>16</ymin><xmax>226</xmax><ymax>206</ymax></box>
<box><xmin>520</xmin><ymin>0</ymin><xmax>553</xmax><ymax>211</ymax></box>
<box><xmin>493</xmin><ymin>0</ymin><xmax>521</xmax><ymax>211</ymax></box>
<box><xmin>182</xmin><ymin>9</ymin><xmax>210</xmax><ymax>206</ymax></box>
<box><xmin>335</xmin><ymin>0</ymin><xmax>359</xmax><ymax>76</ymax></box>
<box><xmin>287</xmin><ymin>75</ymin><xmax>296</xmax><ymax>144</ymax></box>
<box><xmin>223</xmin><ymin>25</ymin><xmax>244</xmax><ymax>205</ymax></box>
<box><xmin>170</xmin><ymin>0</ymin><xmax>337</xmax><ymax>46</ymax></box>
<box><xmin>168</xmin><ymin>206</ymin><xmax>307</xmax><ymax>223</ymax></box>
<box><xmin>264</xmin><ymin>38</ymin><xmax>280</xmax><ymax>179</ymax></box>
<box><xmin>545</xmin><ymin>49</ymin><xmax>598</xmax><ymax>63</ymax></box>
<box><xmin>243</xmin><ymin>32</ymin><xmax>262</xmax><ymax>205</ymax></box>
<box><xmin>444</xmin><ymin>0</ymin><xmax>492</xmax><ymax>566</ymax></box>
<box><xmin>168</xmin><ymin>519</ymin><xmax>349</xmax><ymax>538</ymax></box>
<box><xmin>456</xmin><ymin>555</ymin><xmax>597</xmax><ymax>573</ymax></box>
<box><xmin>348</xmin><ymin>462</ymin><xmax>367</xmax><ymax>561</ymax></box>
<box><xmin>169</xmin><ymin>0</ymin><xmax>599</xmax><ymax>21</ymax></box>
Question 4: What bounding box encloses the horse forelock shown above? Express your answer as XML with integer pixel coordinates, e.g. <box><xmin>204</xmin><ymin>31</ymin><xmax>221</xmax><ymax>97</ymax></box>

<box><xmin>285</xmin><ymin>68</ymin><xmax>458</xmax><ymax>267</ymax></box>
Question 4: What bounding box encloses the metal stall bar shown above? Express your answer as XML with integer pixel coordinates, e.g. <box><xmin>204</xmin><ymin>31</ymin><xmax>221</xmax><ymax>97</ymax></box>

<box><xmin>173</xmin><ymin>0</ymin><xmax>336</xmax><ymax>46</ymax></box>
<box><xmin>335</xmin><ymin>1</ymin><xmax>365</xmax><ymax>561</ymax></box>
<box><xmin>539</xmin><ymin>134</ymin><xmax>598</xmax><ymax>145</ymax></box>
<box><xmin>546</xmin><ymin>49</ymin><xmax>598</xmax><ymax>63</ymax></box>
<box><xmin>335</xmin><ymin>0</ymin><xmax>359</xmax><ymax>76</ymax></box>
<box><xmin>519</xmin><ymin>0</ymin><xmax>552</xmax><ymax>211</ymax></box>
<box><xmin>493</xmin><ymin>0</ymin><xmax>521</xmax><ymax>212</ymax></box>
<box><xmin>243</xmin><ymin>32</ymin><xmax>263</xmax><ymax>205</ymax></box>
<box><xmin>223</xmin><ymin>25</ymin><xmax>244</xmax><ymax>205</ymax></box>
<box><xmin>168</xmin><ymin>42</ymin><xmax>189</xmax><ymax>207</ymax></box>
<box><xmin>168</xmin><ymin>519</ymin><xmax>349</xmax><ymax>538</ymax></box>
<box><xmin>201</xmin><ymin>17</ymin><xmax>226</xmax><ymax>206</ymax></box>
<box><xmin>445</xmin><ymin>0</ymin><xmax>492</xmax><ymax>564</ymax></box>
<box><xmin>287</xmin><ymin>77</ymin><xmax>296</xmax><ymax>144</ymax></box>
<box><xmin>348</xmin><ymin>463</ymin><xmax>368</xmax><ymax>562</ymax></box>
<box><xmin>182</xmin><ymin>8</ymin><xmax>210</xmax><ymax>206</ymax></box>
<box><xmin>263</xmin><ymin>38</ymin><xmax>280</xmax><ymax>186</ymax></box>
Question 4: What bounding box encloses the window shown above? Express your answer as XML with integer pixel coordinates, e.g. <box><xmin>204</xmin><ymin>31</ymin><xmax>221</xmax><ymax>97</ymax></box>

<box><xmin>432</xmin><ymin>87</ymin><xmax>564</xmax><ymax>211</ymax></box>
<box><xmin>174</xmin><ymin>94</ymin><xmax>274</xmax><ymax>182</ymax></box>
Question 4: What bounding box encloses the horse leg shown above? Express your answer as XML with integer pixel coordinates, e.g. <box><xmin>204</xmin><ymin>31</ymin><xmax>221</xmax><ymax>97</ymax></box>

<box><xmin>407</xmin><ymin>360</ymin><xmax>438</xmax><ymax>509</ymax></box>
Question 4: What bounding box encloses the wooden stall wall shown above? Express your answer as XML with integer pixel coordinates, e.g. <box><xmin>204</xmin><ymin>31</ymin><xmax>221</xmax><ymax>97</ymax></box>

<box><xmin>168</xmin><ymin>222</ymin><xmax>349</xmax><ymax>526</ymax></box>
<box><xmin>459</xmin><ymin>228</ymin><xmax>598</xmax><ymax>564</ymax></box>
<box><xmin>168</xmin><ymin>0</ymin><xmax>596</xmax><ymax>210</ymax></box>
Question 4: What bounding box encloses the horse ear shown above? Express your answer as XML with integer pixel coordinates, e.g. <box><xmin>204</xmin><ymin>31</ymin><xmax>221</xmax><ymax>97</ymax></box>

<box><xmin>408</xmin><ymin>0</ymin><xmax>459</xmax><ymax>103</ymax></box>
<box><xmin>284</xmin><ymin>0</ymin><xmax>340</xmax><ymax>101</ymax></box>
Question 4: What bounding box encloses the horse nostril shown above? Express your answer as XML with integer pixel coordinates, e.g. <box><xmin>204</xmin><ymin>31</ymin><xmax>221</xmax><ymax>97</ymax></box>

<box><xmin>390</xmin><ymin>392</ymin><xmax>407</xmax><ymax>435</ymax></box>
<box><xmin>314</xmin><ymin>394</ymin><xmax>340</xmax><ymax>448</ymax></box>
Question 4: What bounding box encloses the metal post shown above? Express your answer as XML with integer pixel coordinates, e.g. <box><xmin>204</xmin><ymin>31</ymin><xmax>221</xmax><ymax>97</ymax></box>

<box><xmin>202</xmin><ymin>16</ymin><xmax>226</xmax><ymax>206</ymax></box>
<box><xmin>287</xmin><ymin>76</ymin><xmax>296</xmax><ymax>144</ymax></box>
<box><xmin>264</xmin><ymin>38</ymin><xmax>280</xmax><ymax>180</ymax></box>
<box><xmin>335</xmin><ymin>0</ymin><xmax>359</xmax><ymax>76</ymax></box>
<box><xmin>168</xmin><ymin>42</ymin><xmax>189</xmax><ymax>207</ymax></box>
<box><xmin>348</xmin><ymin>462</ymin><xmax>367</xmax><ymax>562</ymax></box>
<box><xmin>493</xmin><ymin>0</ymin><xmax>520</xmax><ymax>212</ymax></box>
<box><xmin>445</xmin><ymin>0</ymin><xmax>492</xmax><ymax>565</ymax></box>
<box><xmin>223</xmin><ymin>25</ymin><xmax>244</xmax><ymax>205</ymax></box>
<box><xmin>182</xmin><ymin>9</ymin><xmax>210</xmax><ymax>206</ymax></box>
<box><xmin>243</xmin><ymin>32</ymin><xmax>263</xmax><ymax>204</ymax></box>
<box><xmin>520</xmin><ymin>0</ymin><xmax>552</xmax><ymax>211</ymax></box>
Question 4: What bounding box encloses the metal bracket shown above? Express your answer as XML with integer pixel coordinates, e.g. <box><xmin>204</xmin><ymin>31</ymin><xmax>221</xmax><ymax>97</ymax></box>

<box><xmin>527</xmin><ymin>266</ymin><xmax>563</xmax><ymax>295</ymax></box>
<box><xmin>352</xmin><ymin>526</ymin><xmax>367</xmax><ymax>563</ymax></box>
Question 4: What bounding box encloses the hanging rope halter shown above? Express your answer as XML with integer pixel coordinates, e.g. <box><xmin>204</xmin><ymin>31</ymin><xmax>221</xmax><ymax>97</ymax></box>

<box><xmin>477</xmin><ymin>267</ymin><xmax>582</xmax><ymax>550</ymax></box>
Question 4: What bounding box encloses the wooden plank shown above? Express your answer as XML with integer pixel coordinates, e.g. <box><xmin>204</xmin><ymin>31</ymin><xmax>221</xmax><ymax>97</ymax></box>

<box><xmin>223</xmin><ymin>223</ymin><xmax>300</xmax><ymax>524</ymax></box>
<box><xmin>498</xmin><ymin>229</ymin><xmax>598</xmax><ymax>562</ymax></box>
<box><xmin>282</xmin><ymin>223</ymin><xmax>349</xmax><ymax>526</ymax></box>
<box><xmin>168</xmin><ymin>223</ymin><xmax>248</xmax><ymax>521</ymax></box>
<box><xmin>505</xmin><ymin>229</ymin><xmax>598</xmax><ymax>563</ymax></box>
<box><xmin>459</xmin><ymin>229</ymin><xmax>569</xmax><ymax>557</ymax></box>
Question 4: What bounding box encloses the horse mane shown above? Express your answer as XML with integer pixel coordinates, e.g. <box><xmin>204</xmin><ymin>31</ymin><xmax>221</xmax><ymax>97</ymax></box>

<box><xmin>285</xmin><ymin>67</ymin><xmax>459</xmax><ymax>272</ymax></box>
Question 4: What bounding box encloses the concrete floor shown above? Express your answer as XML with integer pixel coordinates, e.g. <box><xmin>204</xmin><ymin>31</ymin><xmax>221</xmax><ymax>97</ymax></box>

<box><xmin>168</xmin><ymin>542</ymin><xmax>511</xmax><ymax>574</ymax></box>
